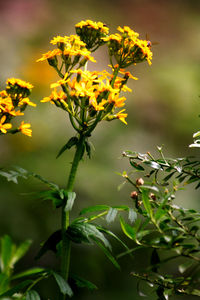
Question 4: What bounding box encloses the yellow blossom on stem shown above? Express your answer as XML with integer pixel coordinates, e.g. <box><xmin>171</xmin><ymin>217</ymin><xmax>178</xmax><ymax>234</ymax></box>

<box><xmin>0</xmin><ymin>115</ymin><xmax>12</xmax><ymax>133</ymax></box>
<box><xmin>18</xmin><ymin>121</ymin><xmax>32</xmax><ymax>137</ymax></box>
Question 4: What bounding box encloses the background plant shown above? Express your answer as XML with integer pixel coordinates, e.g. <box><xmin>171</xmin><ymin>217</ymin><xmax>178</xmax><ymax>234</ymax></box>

<box><xmin>117</xmin><ymin>145</ymin><xmax>200</xmax><ymax>299</ymax></box>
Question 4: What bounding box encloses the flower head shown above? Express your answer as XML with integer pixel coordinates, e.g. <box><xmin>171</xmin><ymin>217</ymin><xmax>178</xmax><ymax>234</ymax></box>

<box><xmin>18</xmin><ymin>121</ymin><xmax>32</xmax><ymax>137</ymax></box>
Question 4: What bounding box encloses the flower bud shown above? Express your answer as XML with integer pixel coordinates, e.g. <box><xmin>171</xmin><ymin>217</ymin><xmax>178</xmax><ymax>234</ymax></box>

<box><xmin>130</xmin><ymin>191</ymin><xmax>138</xmax><ymax>199</ymax></box>
<box><xmin>136</xmin><ymin>178</ymin><xmax>144</xmax><ymax>186</ymax></box>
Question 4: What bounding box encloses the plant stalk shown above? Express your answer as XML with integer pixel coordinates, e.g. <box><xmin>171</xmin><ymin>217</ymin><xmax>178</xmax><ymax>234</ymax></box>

<box><xmin>60</xmin><ymin>133</ymin><xmax>85</xmax><ymax>299</ymax></box>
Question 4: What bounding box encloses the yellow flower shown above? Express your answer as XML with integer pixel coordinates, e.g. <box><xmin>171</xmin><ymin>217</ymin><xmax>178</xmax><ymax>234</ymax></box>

<box><xmin>18</xmin><ymin>121</ymin><xmax>32</xmax><ymax>137</ymax></box>
<box><xmin>19</xmin><ymin>97</ymin><xmax>36</xmax><ymax>107</ymax></box>
<box><xmin>75</xmin><ymin>20</ymin><xmax>109</xmax><ymax>35</ymax></box>
<box><xmin>36</xmin><ymin>49</ymin><xmax>62</xmax><ymax>62</ymax></box>
<box><xmin>6</xmin><ymin>78</ymin><xmax>33</xmax><ymax>90</ymax></box>
<box><xmin>0</xmin><ymin>115</ymin><xmax>12</xmax><ymax>133</ymax></box>
<box><xmin>115</xmin><ymin>109</ymin><xmax>128</xmax><ymax>124</ymax></box>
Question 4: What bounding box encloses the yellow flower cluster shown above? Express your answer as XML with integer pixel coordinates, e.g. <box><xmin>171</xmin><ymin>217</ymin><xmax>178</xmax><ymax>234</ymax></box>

<box><xmin>0</xmin><ymin>78</ymin><xmax>35</xmax><ymax>136</ymax></box>
<box><xmin>103</xmin><ymin>25</ymin><xmax>153</xmax><ymax>67</ymax></box>
<box><xmin>41</xmin><ymin>67</ymin><xmax>136</xmax><ymax>127</ymax></box>
<box><xmin>38</xmin><ymin>20</ymin><xmax>153</xmax><ymax>133</ymax></box>
<box><xmin>75</xmin><ymin>20</ymin><xmax>109</xmax><ymax>50</ymax></box>
<box><xmin>37</xmin><ymin>35</ymin><xmax>96</xmax><ymax>70</ymax></box>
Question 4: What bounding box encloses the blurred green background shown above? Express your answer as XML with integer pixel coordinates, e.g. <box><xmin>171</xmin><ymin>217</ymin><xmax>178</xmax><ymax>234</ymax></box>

<box><xmin>0</xmin><ymin>0</ymin><xmax>200</xmax><ymax>298</ymax></box>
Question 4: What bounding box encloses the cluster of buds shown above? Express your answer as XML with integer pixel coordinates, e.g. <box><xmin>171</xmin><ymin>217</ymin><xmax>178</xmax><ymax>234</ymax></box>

<box><xmin>38</xmin><ymin>20</ymin><xmax>153</xmax><ymax>135</ymax></box>
<box><xmin>103</xmin><ymin>26</ymin><xmax>153</xmax><ymax>67</ymax></box>
<box><xmin>75</xmin><ymin>20</ymin><xmax>109</xmax><ymax>51</ymax></box>
<box><xmin>0</xmin><ymin>78</ymin><xmax>35</xmax><ymax>137</ymax></box>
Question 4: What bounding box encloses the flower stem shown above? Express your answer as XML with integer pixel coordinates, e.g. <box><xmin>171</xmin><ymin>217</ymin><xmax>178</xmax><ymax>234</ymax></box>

<box><xmin>60</xmin><ymin>133</ymin><xmax>85</xmax><ymax>299</ymax></box>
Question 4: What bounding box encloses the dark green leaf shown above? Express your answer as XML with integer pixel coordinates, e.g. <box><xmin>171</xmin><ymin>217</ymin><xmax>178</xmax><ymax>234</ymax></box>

<box><xmin>26</xmin><ymin>290</ymin><xmax>41</xmax><ymax>300</ymax></box>
<box><xmin>106</xmin><ymin>208</ymin><xmax>118</xmax><ymax>223</ymax></box>
<box><xmin>52</xmin><ymin>272</ymin><xmax>73</xmax><ymax>297</ymax></box>
<box><xmin>130</xmin><ymin>160</ymin><xmax>144</xmax><ymax>171</ymax></box>
<box><xmin>56</xmin><ymin>137</ymin><xmax>78</xmax><ymax>159</ymax></box>
<box><xmin>65</xmin><ymin>192</ymin><xmax>76</xmax><ymax>212</ymax></box>
<box><xmin>0</xmin><ymin>280</ymin><xmax>32</xmax><ymax>297</ymax></box>
<box><xmin>71</xmin><ymin>274</ymin><xmax>97</xmax><ymax>290</ymax></box>
<box><xmin>94</xmin><ymin>239</ymin><xmax>120</xmax><ymax>269</ymax></box>
<box><xmin>163</xmin><ymin>172</ymin><xmax>176</xmax><ymax>182</ymax></box>
<box><xmin>35</xmin><ymin>230</ymin><xmax>61</xmax><ymax>259</ymax></box>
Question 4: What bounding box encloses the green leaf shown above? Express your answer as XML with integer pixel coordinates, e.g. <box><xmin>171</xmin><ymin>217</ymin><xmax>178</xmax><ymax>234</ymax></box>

<box><xmin>71</xmin><ymin>274</ymin><xmax>97</xmax><ymax>290</ymax></box>
<box><xmin>1</xmin><ymin>235</ymin><xmax>13</xmax><ymax>272</ymax></box>
<box><xmin>141</xmin><ymin>189</ymin><xmax>153</xmax><ymax>218</ymax></box>
<box><xmin>65</xmin><ymin>192</ymin><xmax>76</xmax><ymax>212</ymax></box>
<box><xmin>130</xmin><ymin>160</ymin><xmax>144</xmax><ymax>171</ymax></box>
<box><xmin>0</xmin><ymin>280</ymin><xmax>32</xmax><ymax>297</ymax></box>
<box><xmin>12</xmin><ymin>268</ymin><xmax>46</xmax><ymax>280</ymax></box>
<box><xmin>106</xmin><ymin>208</ymin><xmax>118</xmax><ymax>223</ymax></box>
<box><xmin>52</xmin><ymin>272</ymin><xmax>73</xmax><ymax>297</ymax></box>
<box><xmin>56</xmin><ymin>136</ymin><xmax>78</xmax><ymax>159</ymax></box>
<box><xmin>178</xmin><ymin>261</ymin><xmax>194</xmax><ymax>273</ymax></box>
<box><xmin>94</xmin><ymin>239</ymin><xmax>120</xmax><ymax>269</ymax></box>
<box><xmin>35</xmin><ymin>230</ymin><xmax>61</xmax><ymax>259</ymax></box>
<box><xmin>26</xmin><ymin>290</ymin><xmax>41</xmax><ymax>300</ymax></box>
<box><xmin>79</xmin><ymin>205</ymin><xmax>110</xmax><ymax>215</ymax></box>
<box><xmin>120</xmin><ymin>217</ymin><xmax>136</xmax><ymax>240</ymax></box>
<box><xmin>163</xmin><ymin>172</ymin><xmax>176</xmax><ymax>182</ymax></box>
<box><xmin>11</xmin><ymin>239</ymin><xmax>32</xmax><ymax>266</ymax></box>
<box><xmin>67</xmin><ymin>222</ymin><xmax>111</xmax><ymax>249</ymax></box>
<box><xmin>0</xmin><ymin>273</ymin><xmax>9</xmax><ymax>294</ymax></box>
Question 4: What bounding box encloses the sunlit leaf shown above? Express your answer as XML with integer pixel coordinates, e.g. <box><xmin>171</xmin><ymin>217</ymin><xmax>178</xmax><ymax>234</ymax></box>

<box><xmin>26</xmin><ymin>290</ymin><xmax>41</xmax><ymax>300</ymax></box>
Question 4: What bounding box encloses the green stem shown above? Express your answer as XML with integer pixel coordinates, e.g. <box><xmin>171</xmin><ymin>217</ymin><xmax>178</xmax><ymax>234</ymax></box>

<box><xmin>60</xmin><ymin>133</ymin><xmax>85</xmax><ymax>299</ymax></box>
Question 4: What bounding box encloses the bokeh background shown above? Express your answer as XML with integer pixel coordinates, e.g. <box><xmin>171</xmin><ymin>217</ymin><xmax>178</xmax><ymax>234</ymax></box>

<box><xmin>0</xmin><ymin>0</ymin><xmax>200</xmax><ymax>299</ymax></box>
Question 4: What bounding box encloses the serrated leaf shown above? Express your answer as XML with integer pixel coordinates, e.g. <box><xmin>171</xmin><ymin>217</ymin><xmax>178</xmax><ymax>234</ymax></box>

<box><xmin>26</xmin><ymin>290</ymin><xmax>41</xmax><ymax>300</ymax></box>
<box><xmin>56</xmin><ymin>137</ymin><xmax>78</xmax><ymax>159</ymax></box>
<box><xmin>79</xmin><ymin>205</ymin><xmax>110</xmax><ymax>215</ymax></box>
<box><xmin>71</xmin><ymin>274</ymin><xmax>97</xmax><ymax>290</ymax></box>
<box><xmin>65</xmin><ymin>192</ymin><xmax>76</xmax><ymax>212</ymax></box>
<box><xmin>52</xmin><ymin>272</ymin><xmax>73</xmax><ymax>297</ymax></box>
<box><xmin>106</xmin><ymin>208</ymin><xmax>118</xmax><ymax>223</ymax></box>
<box><xmin>67</xmin><ymin>222</ymin><xmax>111</xmax><ymax>249</ymax></box>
